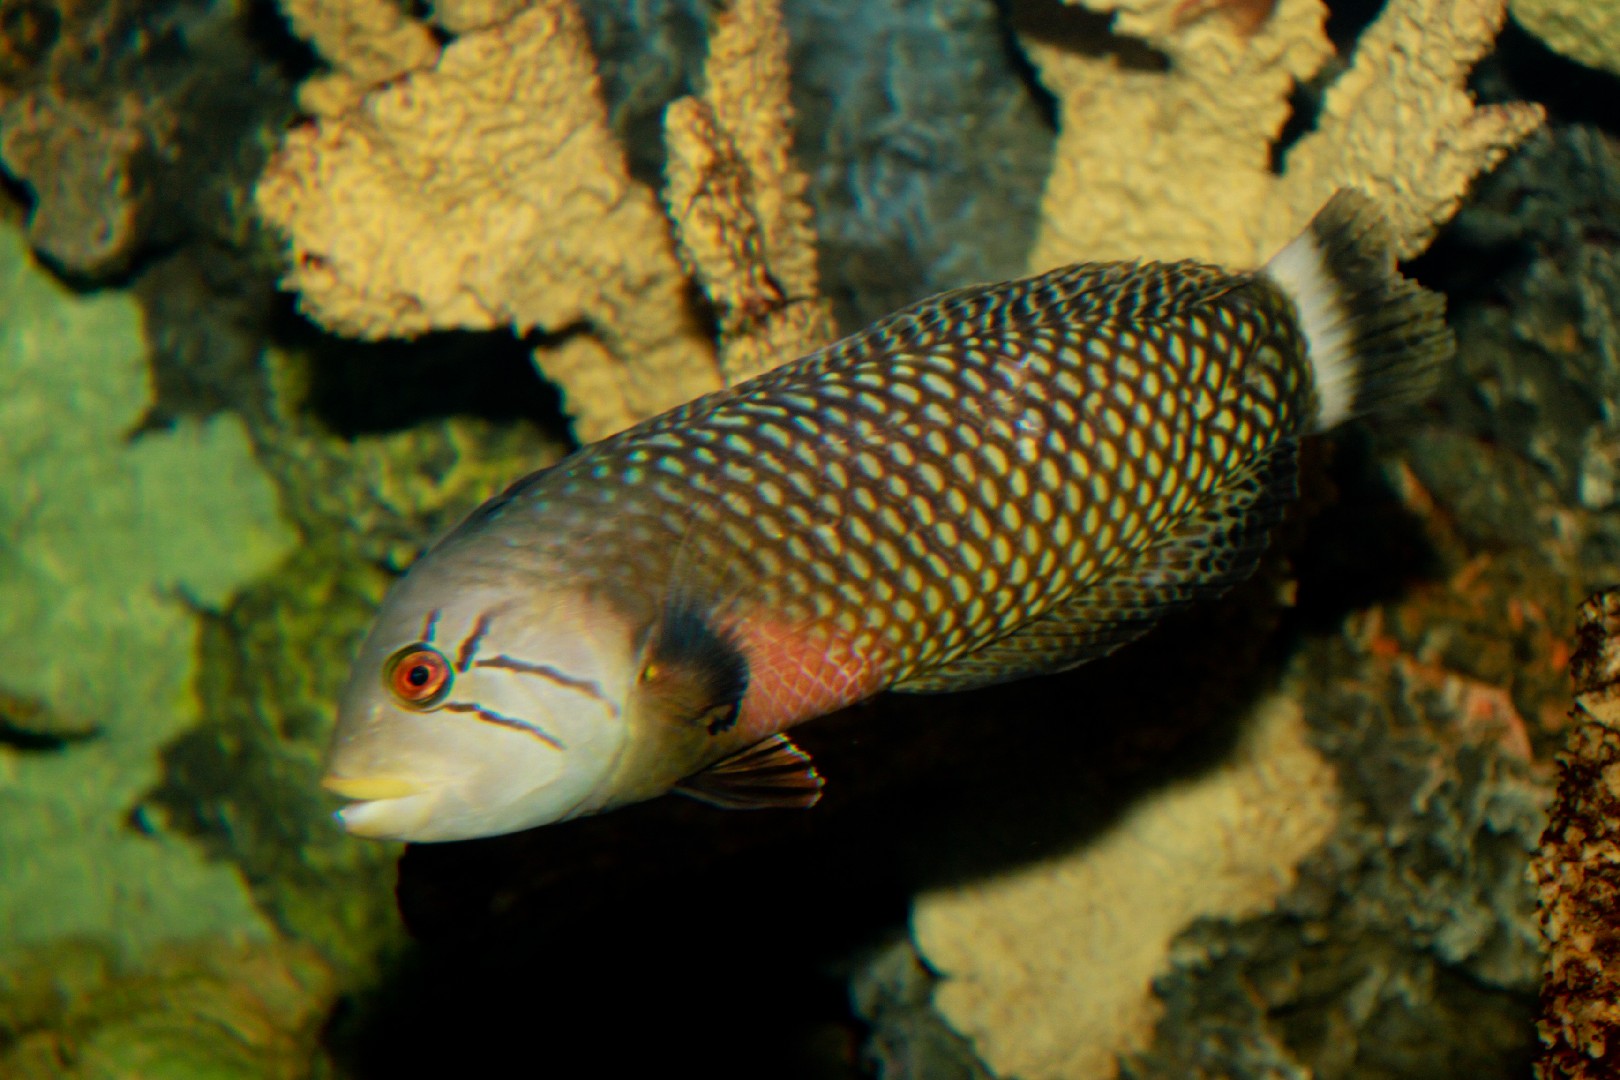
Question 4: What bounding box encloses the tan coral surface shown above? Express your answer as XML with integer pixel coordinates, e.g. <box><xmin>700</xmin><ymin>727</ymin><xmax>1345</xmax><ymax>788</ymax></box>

<box><xmin>1510</xmin><ymin>0</ymin><xmax>1620</xmax><ymax>78</ymax></box>
<box><xmin>258</xmin><ymin>0</ymin><xmax>722</xmax><ymax>440</ymax></box>
<box><xmin>1024</xmin><ymin>0</ymin><xmax>1544</xmax><ymax>271</ymax></box>
<box><xmin>663</xmin><ymin>0</ymin><xmax>836</xmax><ymax>383</ymax></box>
<box><xmin>915</xmin><ymin>692</ymin><xmax>1337</xmax><ymax>1080</ymax></box>
<box><xmin>278</xmin><ymin>0</ymin><xmax>439</xmax><ymax>102</ymax></box>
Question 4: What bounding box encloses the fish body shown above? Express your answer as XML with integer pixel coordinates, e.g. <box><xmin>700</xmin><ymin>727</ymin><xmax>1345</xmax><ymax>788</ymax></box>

<box><xmin>324</xmin><ymin>191</ymin><xmax>1451</xmax><ymax>841</ymax></box>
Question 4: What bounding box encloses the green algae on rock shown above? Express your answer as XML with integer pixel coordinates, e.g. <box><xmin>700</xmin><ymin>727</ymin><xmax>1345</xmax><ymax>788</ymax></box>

<box><xmin>0</xmin><ymin>937</ymin><xmax>336</xmax><ymax>1080</ymax></box>
<box><xmin>0</xmin><ymin>220</ymin><xmax>295</xmax><ymax>959</ymax></box>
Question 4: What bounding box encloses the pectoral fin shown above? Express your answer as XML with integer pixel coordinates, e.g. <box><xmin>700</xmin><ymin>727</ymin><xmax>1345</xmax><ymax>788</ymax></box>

<box><xmin>674</xmin><ymin>734</ymin><xmax>824</xmax><ymax>810</ymax></box>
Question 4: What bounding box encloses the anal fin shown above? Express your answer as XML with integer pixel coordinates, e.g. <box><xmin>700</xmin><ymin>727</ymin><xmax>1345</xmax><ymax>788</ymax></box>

<box><xmin>674</xmin><ymin>734</ymin><xmax>824</xmax><ymax>810</ymax></box>
<box><xmin>894</xmin><ymin>439</ymin><xmax>1299</xmax><ymax>693</ymax></box>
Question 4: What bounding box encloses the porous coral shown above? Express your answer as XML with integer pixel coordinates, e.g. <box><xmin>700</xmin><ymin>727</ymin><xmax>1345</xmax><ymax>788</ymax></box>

<box><xmin>1020</xmin><ymin>0</ymin><xmax>1544</xmax><ymax>270</ymax></box>
<box><xmin>662</xmin><ymin>0</ymin><xmax>834</xmax><ymax>382</ymax></box>
<box><xmin>1534</xmin><ymin>588</ymin><xmax>1620</xmax><ymax>1079</ymax></box>
<box><xmin>1510</xmin><ymin>0</ymin><xmax>1620</xmax><ymax>78</ymax></box>
<box><xmin>916</xmin><ymin>691</ymin><xmax>1339</xmax><ymax>1080</ymax></box>
<box><xmin>0</xmin><ymin>219</ymin><xmax>295</xmax><ymax>958</ymax></box>
<box><xmin>258</xmin><ymin>0</ymin><xmax>724</xmax><ymax>439</ymax></box>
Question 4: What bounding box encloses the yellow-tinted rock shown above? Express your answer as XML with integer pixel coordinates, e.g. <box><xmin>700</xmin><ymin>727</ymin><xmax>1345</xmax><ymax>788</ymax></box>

<box><xmin>1511</xmin><ymin>0</ymin><xmax>1620</xmax><ymax>77</ymax></box>
<box><xmin>914</xmin><ymin>691</ymin><xmax>1338</xmax><ymax>1080</ymax></box>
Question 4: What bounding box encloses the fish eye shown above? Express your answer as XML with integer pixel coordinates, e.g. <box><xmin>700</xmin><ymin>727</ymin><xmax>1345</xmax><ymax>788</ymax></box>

<box><xmin>384</xmin><ymin>644</ymin><xmax>453</xmax><ymax>709</ymax></box>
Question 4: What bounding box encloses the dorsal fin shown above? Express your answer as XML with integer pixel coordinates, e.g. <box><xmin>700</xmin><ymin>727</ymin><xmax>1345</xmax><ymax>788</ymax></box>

<box><xmin>674</xmin><ymin>735</ymin><xmax>824</xmax><ymax>810</ymax></box>
<box><xmin>892</xmin><ymin>438</ymin><xmax>1299</xmax><ymax>694</ymax></box>
<box><xmin>857</xmin><ymin>258</ymin><xmax>1245</xmax><ymax>352</ymax></box>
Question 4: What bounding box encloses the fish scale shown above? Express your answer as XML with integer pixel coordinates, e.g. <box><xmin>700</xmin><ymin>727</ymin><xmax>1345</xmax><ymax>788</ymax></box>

<box><xmin>324</xmin><ymin>190</ymin><xmax>1453</xmax><ymax>841</ymax></box>
<box><xmin>490</xmin><ymin>257</ymin><xmax>1311</xmax><ymax>711</ymax></box>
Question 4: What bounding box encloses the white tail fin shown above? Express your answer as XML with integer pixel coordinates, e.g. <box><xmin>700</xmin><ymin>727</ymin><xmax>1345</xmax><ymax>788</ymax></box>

<box><xmin>1262</xmin><ymin>190</ymin><xmax>1452</xmax><ymax>431</ymax></box>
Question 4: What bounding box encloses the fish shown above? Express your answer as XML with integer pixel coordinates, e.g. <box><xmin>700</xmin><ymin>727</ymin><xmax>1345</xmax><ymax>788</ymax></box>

<box><xmin>322</xmin><ymin>190</ymin><xmax>1451</xmax><ymax>842</ymax></box>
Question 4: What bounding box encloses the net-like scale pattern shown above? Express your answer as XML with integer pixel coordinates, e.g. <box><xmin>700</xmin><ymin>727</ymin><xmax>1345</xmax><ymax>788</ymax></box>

<box><xmin>471</xmin><ymin>257</ymin><xmax>1315</xmax><ymax>693</ymax></box>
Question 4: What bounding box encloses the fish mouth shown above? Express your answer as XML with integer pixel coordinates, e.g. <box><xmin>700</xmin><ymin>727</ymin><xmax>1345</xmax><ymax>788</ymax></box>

<box><xmin>321</xmin><ymin>774</ymin><xmax>427</xmax><ymax>801</ymax></box>
<box><xmin>322</xmin><ymin>774</ymin><xmax>438</xmax><ymax>839</ymax></box>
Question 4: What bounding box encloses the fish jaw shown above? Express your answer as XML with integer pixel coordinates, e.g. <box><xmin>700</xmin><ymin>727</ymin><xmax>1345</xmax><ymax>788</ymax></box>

<box><xmin>332</xmin><ymin>791</ymin><xmax>440</xmax><ymax>840</ymax></box>
<box><xmin>321</xmin><ymin>773</ymin><xmax>436</xmax><ymax>840</ymax></box>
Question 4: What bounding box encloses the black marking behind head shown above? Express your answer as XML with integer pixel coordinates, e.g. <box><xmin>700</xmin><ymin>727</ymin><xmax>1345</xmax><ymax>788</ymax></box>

<box><xmin>640</xmin><ymin>601</ymin><xmax>749</xmax><ymax>735</ymax></box>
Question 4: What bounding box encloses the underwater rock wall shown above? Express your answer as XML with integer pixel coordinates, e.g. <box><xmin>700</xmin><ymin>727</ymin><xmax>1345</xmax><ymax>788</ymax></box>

<box><xmin>0</xmin><ymin>220</ymin><xmax>293</xmax><ymax>958</ymax></box>
<box><xmin>0</xmin><ymin>0</ymin><xmax>1614</xmax><ymax>1077</ymax></box>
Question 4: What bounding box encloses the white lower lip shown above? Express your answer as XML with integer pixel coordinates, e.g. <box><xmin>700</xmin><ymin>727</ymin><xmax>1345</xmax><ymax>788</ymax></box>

<box><xmin>335</xmin><ymin>793</ymin><xmax>436</xmax><ymax>840</ymax></box>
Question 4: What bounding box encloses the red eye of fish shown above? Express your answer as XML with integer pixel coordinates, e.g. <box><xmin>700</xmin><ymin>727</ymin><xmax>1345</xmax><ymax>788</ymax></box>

<box><xmin>386</xmin><ymin>645</ymin><xmax>452</xmax><ymax>708</ymax></box>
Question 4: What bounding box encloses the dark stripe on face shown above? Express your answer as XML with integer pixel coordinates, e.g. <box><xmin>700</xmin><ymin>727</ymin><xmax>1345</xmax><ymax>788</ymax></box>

<box><xmin>456</xmin><ymin>613</ymin><xmax>493</xmax><ymax>673</ymax></box>
<box><xmin>442</xmin><ymin>700</ymin><xmax>565</xmax><ymax>750</ymax></box>
<box><xmin>474</xmin><ymin>655</ymin><xmax>618</xmax><ymax>716</ymax></box>
<box><xmin>420</xmin><ymin>608</ymin><xmax>442</xmax><ymax>643</ymax></box>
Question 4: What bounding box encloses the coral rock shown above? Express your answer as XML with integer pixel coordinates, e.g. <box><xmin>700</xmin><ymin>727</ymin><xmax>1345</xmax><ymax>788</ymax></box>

<box><xmin>258</xmin><ymin>0</ymin><xmax>722</xmax><ymax>440</ymax></box>
<box><xmin>1022</xmin><ymin>0</ymin><xmax>1544</xmax><ymax>270</ymax></box>
<box><xmin>1510</xmin><ymin>0</ymin><xmax>1620</xmax><ymax>78</ymax></box>
<box><xmin>663</xmin><ymin>0</ymin><xmax>836</xmax><ymax>383</ymax></box>
<box><xmin>914</xmin><ymin>691</ymin><xmax>1338</xmax><ymax>1080</ymax></box>
<box><xmin>0</xmin><ymin>219</ymin><xmax>293</xmax><ymax>958</ymax></box>
<box><xmin>1534</xmin><ymin>589</ymin><xmax>1620</xmax><ymax>1079</ymax></box>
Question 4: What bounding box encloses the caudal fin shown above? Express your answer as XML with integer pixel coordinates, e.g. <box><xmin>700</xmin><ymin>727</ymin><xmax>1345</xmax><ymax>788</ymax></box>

<box><xmin>1262</xmin><ymin>189</ymin><xmax>1453</xmax><ymax>431</ymax></box>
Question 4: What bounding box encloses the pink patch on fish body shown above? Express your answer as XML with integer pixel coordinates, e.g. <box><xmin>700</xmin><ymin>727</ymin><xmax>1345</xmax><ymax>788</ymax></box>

<box><xmin>729</xmin><ymin>616</ymin><xmax>893</xmax><ymax>741</ymax></box>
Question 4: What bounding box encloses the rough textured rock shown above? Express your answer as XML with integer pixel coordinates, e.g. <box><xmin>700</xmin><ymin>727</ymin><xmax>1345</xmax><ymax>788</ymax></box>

<box><xmin>1510</xmin><ymin>0</ymin><xmax>1620</xmax><ymax>78</ymax></box>
<box><xmin>784</xmin><ymin>0</ymin><xmax>1054</xmax><ymax>326</ymax></box>
<box><xmin>662</xmin><ymin>0</ymin><xmax>836</xmax><ymax>383</ymax></box>
<box><xmin>0</xmin><ymin>219</ymin><xmax>294</xmax><ymax>958</ymax></box>
<box><xmin>0</xmin><ymin>0</ymin><xmax>291</xmax><ymax>281</ymax></box>
<box><xmin>1020</xmin><ymin>0</ymin><xmax>1543</xmax><ymax>270</ymax></box>
<box><xmin>258</xmin><ymin>0</ymin><xmax>723</xmax><ymax>440</ymax></box>
<box><xmin>1430</xmin><ymin>127</ymin><xmax>1620</xmax><ymax>542</ymax></box>
<box><xmin>1533</xmin><ymin>589</ymin><xmax>1620</xmax><ymax>1078</ymax></box>
<box><xmin>1127</xmin><ymin>619</ymin><xmax>1549</xmax><ymax>1079</ymax></box>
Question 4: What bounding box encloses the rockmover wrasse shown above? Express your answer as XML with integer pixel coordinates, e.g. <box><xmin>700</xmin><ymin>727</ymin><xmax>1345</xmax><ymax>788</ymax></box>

<box><xmin>323</xmin><ymin>191</ymin><xmax>1451</xmax><ymax>842</ymax></box>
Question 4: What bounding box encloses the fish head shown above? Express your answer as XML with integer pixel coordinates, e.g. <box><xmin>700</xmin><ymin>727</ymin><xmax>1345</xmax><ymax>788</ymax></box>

<box><xmin>321</xmin><ymin>550</ymin><xmax>636</xmax><ymax>842</ymax></box>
